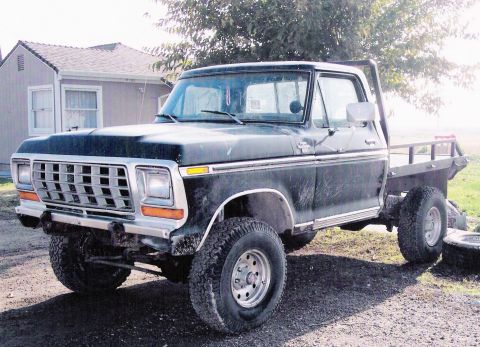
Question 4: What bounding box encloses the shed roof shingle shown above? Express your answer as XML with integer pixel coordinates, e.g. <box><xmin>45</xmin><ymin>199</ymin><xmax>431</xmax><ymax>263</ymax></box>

<box><xmin>15</xmin><ymin>41</ymin><xmax>165</xmax><ymax>78</ymax></box>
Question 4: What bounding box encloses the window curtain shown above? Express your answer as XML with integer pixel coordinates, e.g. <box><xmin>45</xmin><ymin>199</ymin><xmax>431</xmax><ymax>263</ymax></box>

<box><xmin>64</xmin><ymin>90</ymin><xmax>98</xmax><ymax>129</ymax></box>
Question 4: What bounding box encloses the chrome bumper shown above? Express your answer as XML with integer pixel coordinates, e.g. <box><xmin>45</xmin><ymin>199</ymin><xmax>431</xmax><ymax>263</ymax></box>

<box><xmin>11</xmin><ymin>153</ymin><xmax>190</xmax><ymax>240</ymax></box>
<box><xmin>16</xmin><ymin>201</ymin><xmax>174</xmax><ymax>239</ymax></box>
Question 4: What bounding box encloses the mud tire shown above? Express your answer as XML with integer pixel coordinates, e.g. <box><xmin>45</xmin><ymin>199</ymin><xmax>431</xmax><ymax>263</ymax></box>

<box><xmin>443</xmin><ymin>231</ymin><xmax>480</xmax><ymax>270</ymax></box>
<box><xmin>49</xmin><ymin>234</ymin><xmax>130</xmax><ymax>294</ymax></box>
<box><xmin>398</xmin><ymin>186</ymin><xmax>447</xmax><ymax>263</ymax></box>
<box><xmin>189</xmin><ymin>217</ymin><xmax>286</xmax><ymax>333</ymax></box>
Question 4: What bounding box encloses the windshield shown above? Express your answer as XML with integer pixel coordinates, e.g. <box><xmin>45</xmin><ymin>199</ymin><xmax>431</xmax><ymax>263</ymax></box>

<box><xmin>159</xmin><ymin>71</ymin><xmax>310</xmax><ymax>124</ymax></box>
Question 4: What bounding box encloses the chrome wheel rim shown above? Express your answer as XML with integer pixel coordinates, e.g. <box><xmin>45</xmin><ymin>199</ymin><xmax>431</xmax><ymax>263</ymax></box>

<box><xmin>424</xmin><ymin>206</ymin><xmax>442</xmax><ymax>246</ymax></box>
<box><xmin>231</xmin><ymin>249</ymin><xmax>271</xmax><ymax>308</ymax></box>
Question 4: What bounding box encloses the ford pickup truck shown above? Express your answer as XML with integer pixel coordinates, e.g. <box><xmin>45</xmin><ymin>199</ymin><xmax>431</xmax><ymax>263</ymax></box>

<box><xmin>11</xmin><ymin>60</ymin><xmax>468</xmax><ymax>333</ymax></box>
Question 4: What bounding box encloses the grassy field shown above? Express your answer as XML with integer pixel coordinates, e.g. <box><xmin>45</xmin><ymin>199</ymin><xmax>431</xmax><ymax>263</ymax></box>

<box><xmin>448</xmin><ymin>158</ymin><xmax>480</xmax><ymax>219</ymax></box>
<box><xmin>0</xmin><ymin>178</ymin><xmax>14</xmax><ymax>192</ymax></box>
<box><xmin>0</xmin><ymin>178</ymin><xmax>17</xmax><ymax>218</ymax></box>
<box><xmin>307</xmin><ymin>228</ymin><xmax>480</xmax><ymax>296</ymax></box>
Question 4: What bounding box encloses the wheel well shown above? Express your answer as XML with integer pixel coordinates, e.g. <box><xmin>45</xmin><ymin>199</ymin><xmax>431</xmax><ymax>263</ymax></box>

<box><xmin>222</xmin><ymin>191</ymin><xmax>294</xmax><ymax>235</ymax></box>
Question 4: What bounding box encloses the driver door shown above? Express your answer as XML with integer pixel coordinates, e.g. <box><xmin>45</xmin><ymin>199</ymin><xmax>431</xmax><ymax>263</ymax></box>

<box><xmin>309</xmin><ymin>72</ymin><xmax>387</xmax><ymax>222</ymax></box>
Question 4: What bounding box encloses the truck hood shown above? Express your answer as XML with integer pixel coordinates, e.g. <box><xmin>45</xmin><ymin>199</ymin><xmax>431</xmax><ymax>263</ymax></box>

<box><xmin>16</xmin><ymin>122</ymin><xmax>296</xmax><ymax>166</ymax></box>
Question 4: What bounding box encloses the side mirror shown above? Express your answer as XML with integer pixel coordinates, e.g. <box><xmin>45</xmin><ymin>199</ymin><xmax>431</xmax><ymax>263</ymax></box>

<box><xmin>346</xmin><ymin>102</ymin><xmax>376</xmax><ymax>123</ymax></box>
<box><xmin>289</xmin><ymin>100</ymin><xmax>304</xmax><ymax>114</ymax></box>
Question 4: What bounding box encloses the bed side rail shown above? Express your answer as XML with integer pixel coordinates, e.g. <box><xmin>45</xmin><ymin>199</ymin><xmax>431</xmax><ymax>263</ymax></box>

<box><xmin>390</xmin><ymin>139</ymin><xmax>465</xmax><ymax>165</ymax></box>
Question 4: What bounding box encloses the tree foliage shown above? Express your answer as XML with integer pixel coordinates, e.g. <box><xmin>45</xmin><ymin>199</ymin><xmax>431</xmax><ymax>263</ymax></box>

<box><xmin>151</xmin><ymin>0</ymin><xmax>478</xmax><ymax>113</ymax></box>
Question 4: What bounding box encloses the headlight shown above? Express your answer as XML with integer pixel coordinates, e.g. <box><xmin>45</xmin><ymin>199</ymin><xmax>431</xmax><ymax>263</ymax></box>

<box><xmin>18</xmin><ymin>164</ymin><xmax>31</xmax><ymax>185</ymax></box>
<box><xmin>146</xmin><ymin>171</ymin><xmax>170</xmax><ymax>199</ymax></box>
<box><xmin>12</xmin><ymin>161</ymin><xmax>33</xmax><ymax>190</ymax></box>
<box><xmin>137</xmin><ymin>167</ymin><xmax>173</xmax><ymax>206</ymax></box>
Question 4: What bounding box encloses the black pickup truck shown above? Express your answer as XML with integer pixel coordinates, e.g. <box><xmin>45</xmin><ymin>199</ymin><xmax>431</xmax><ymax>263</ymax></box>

<box><xmin>11</xmin><ymin>60</ymin><xmax>468</xmax><ymax>333</ymax></box>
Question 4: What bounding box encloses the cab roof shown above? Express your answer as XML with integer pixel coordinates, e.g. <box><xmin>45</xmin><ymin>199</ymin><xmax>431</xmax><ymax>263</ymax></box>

<box><xmin>180</xmin><ymin>61</ymin><xmax>364</xmax><ymax>79</ymax></box>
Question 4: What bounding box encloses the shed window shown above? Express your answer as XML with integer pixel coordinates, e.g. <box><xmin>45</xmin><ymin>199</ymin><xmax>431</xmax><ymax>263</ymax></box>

<box><xmin>28</xmin><ymin>85</ymin><xmax>54</xmax><ymax>136</ymax></box>
<box><xmin>62</xmin><ymin>85</ymin><xmax>103</xmax><ymax>131</ymax></box>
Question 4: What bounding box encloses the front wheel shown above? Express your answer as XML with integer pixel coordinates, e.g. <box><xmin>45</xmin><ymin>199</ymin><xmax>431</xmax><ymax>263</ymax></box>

<box><xmin>189</xmin><ymin>217</ymin><xmax>286</xmax><ymax>333</ymax></box>
<box><xmin>398</xmin><ymin>186</ymin><xmax>447</xmax><ymax>263</ymax></box>
<box><xmin>49</xmin><ymin>234</ymin><xmax>131</xmax><ymax>294</ymax></box>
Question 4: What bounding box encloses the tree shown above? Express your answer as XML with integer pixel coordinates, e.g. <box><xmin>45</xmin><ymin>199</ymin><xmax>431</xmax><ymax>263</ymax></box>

<box><xmin>151</xmin><ymin>0</ymin><xmax>478</xmax><ymax>113</ymax></box>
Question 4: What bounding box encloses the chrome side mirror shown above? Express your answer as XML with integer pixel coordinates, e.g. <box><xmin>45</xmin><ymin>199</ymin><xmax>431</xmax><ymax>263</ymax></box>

<box><xmin>346</xmin><ymin>102</ymin><xmax>376</xmax><ymax>123</ymax></box>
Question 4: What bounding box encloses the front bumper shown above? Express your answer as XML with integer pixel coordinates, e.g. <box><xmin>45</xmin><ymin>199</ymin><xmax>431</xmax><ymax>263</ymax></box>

<box><xmin>11</xmin><ymin>153</ymin><xmax>190</xmax><ymax>240</ymax></box>
<box><xmin>16</xmin><ymin>199</ymin><xmax>174</xmax><ymax>239</ymax></box>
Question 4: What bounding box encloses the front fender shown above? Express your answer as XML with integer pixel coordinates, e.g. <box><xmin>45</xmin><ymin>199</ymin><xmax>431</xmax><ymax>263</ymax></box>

<box><xmin>169</xmin><ymin>165</ymin><xmax>316</xmax><ymax>255</ymax></box>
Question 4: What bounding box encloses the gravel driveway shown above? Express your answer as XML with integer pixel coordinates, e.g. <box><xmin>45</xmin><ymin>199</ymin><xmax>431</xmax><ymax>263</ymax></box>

<box><xmin>1</xmin><ymin>215</ymin><xmax>479</xmax><ymax>347</ymax></box>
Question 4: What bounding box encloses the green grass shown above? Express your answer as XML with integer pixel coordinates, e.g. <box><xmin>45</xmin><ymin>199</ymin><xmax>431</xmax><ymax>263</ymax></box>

<box><xmin>306</xmin><ymin>227</ymin><xmax>405</xmax><ymax>264</ymax></box>
<box><xmin>448</xmin><ymin>160</ymin><xmax>480</xmax><ymax>219</ymax></box>
<box><xmin>0</xmin><ymin>178</ymin><xmax>18</xmax><ymax>218</ymax></box>
<box><xmin>0</xmin><ymin>177</ymin><xmax>14</xmax><ymax>192</ymax></box>
<box><xmin>306</xmin><ymin>228</ymin><xmax>480</xmax><ymax>296</ymax></box>
<box><xmin>417</xmin><ymin>271</ymin><xmax>480</xmax><ymax>296</ymax></box>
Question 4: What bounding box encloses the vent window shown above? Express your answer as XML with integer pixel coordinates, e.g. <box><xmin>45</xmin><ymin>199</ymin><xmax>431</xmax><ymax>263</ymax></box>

<box><xmin>17</xmin><ymin>54</ymin><xmax>25</xmax><ymax>71</ymax></box>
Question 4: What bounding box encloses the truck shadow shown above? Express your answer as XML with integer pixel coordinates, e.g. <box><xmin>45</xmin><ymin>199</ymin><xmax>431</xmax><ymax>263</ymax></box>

<box><xmin>0</xmin><ymin>253</ymin><xmax>428</xmax><ymax>347</ymax></box>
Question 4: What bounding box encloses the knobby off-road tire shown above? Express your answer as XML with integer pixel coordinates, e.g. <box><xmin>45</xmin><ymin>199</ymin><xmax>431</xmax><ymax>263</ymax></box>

<box><xmin>49</xmin><ymin>234</ymin><xmax>131</xmax><ymax>294</ymax></box>
<box><xmin>281</xmin><ymin>230</ymin><xmax>317</xmax><ymax>253</ymax></box>
<box><xmin>398</xmin><ymin>186</ymin><xmax>447</xmax><ymax>263</ymax></box>
<box><xmin>443</xmin><ymin>231</ymin><xmax>480</xmax><ymax>270</ymax></box>
<box><xmin>189</xmin><ymin>217</ymin><xmax>286</xmax><ymax>333</ymax></box>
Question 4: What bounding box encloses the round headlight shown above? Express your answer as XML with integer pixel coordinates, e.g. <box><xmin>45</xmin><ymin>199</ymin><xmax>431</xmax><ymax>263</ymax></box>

<box><xmin>18</xmin><ymin>164</ymin><xmax>31</xmax><ymax>184</ymax></box>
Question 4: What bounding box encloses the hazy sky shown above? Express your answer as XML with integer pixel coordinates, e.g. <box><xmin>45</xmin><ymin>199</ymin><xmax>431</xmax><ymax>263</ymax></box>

<box><xmin>1</xmin><ymin>0</ymin><xmax>479</xmax><ymax>132</ymax></box>
<box><xmin>0</xmin><ymin>0</ymin><xmax>167</xmax><ymax>55</ymax></box>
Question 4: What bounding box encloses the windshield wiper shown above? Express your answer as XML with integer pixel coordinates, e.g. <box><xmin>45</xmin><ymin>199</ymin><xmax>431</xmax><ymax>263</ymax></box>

<box><xmin>201</xmin><ymin>110</ymin><xmax>245</xmax><ymax>125</ymax></box>
<box><xmin>155</xmin><ymin>113</ymin><xmax>179</xmax><ymax>123</ymax></box>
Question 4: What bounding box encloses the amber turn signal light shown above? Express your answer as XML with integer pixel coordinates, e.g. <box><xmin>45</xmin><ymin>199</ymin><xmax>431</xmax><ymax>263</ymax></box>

<box><xmin>18</xmin><ymin>191</ymin><xmax>40</xmax><ymax>202</ymax></box>
<box><xmin>186</xmin><ymin>166</ymin><xmax>209</xmax><ymax>175</ymax></box>
<box><xmin>141</xmin><ymin>206</ymin><xmax>184</xmax><ymax>220</ymax></box>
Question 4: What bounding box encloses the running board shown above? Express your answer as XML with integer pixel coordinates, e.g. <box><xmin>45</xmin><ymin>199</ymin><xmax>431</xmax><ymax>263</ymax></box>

<box><xmin>313</xmin><ymin>207</ymin><xmax>380</xmax><ymax>230</ymax></box>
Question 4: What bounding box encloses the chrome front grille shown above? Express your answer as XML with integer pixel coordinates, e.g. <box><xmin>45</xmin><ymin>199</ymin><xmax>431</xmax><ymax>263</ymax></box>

<box><xmin>32</xmin><ymin>161</ymin><xmax>134</xmax><ymax>212</ymax></box>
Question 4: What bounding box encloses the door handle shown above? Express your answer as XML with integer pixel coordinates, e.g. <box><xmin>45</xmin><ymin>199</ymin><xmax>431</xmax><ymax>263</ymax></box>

<box><xmin>297</xmin><ymin>141</ymin><xmax>312</xmax><ymax>154</ymax></box>
<box><xmin>365</xmin><ymin>139</ymin><xmax>377</xmax><ymax>146</ymax></box>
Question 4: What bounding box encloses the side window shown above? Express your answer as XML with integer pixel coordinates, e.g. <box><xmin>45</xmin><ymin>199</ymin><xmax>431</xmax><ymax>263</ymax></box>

<box><xmin>319</xmin><ymin>76</ymin><xmax>361</xmax><ymax>127</ymax></box>
<box><xmin>310</xmin><ymin>81</ymin><xmax>327</xmax><ymax>128</ymax></box>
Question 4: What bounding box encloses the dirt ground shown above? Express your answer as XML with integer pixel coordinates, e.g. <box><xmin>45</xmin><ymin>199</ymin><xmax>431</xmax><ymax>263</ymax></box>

<box><xmin>1</xmin><ymin>203</ymin><xmax>480</xmax><ymax>347</ymax></box>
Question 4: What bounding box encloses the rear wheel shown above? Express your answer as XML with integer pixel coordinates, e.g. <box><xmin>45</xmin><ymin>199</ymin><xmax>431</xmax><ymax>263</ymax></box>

<box><xmin>49</xmin><ymin>233</ymin><xmax>130</xmax><ymax>294</ymax></box>
<box><xmin>398</xmin><ymin>186</ymin><xmax>447</xmax><ymax>263</ymax></box>
<box><xmin>189</xmin><ymin>217</ymin><xmax>286</xmax><ymax>333</ymax></box>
